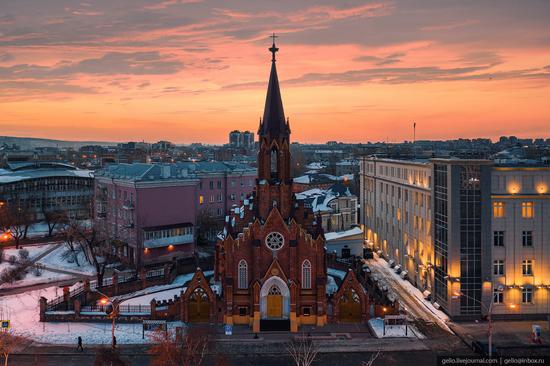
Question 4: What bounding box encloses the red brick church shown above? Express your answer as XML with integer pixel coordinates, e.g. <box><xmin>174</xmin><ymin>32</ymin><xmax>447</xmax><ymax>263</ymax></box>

<box><xmin>210</xmin><ymin>39</ymin><xmax>370</xmax><ymax>332</ymax></box>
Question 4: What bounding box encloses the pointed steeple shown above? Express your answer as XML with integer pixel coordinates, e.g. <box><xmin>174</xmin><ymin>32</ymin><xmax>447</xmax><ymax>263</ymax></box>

<box><xmin>260</xmin><ymin>35</ymin><xmax>290</xmax><ymax>139</ymax></box>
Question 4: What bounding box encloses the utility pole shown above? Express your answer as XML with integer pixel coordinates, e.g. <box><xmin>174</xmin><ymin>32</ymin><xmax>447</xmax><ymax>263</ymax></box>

<box><xmin>413</xmin><ymin>122</ymin><xmax>416</xmax><ymax>160</ymax></box>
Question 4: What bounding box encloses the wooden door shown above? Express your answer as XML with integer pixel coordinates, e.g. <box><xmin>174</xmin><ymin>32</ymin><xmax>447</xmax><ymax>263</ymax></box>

<box><xmin>339</xmin><ymin>288</ymin><xmax>361</xmax><ymax>322</ymax></box>
<box><xmin>188</xmin><ymin>288</ymin><xmax>210</xmax><ymax>323</ymax></box>
<box><xmin>266</xmin><ymin>285</ymin><xmax>283</xmax><ymax>318</ymax></box>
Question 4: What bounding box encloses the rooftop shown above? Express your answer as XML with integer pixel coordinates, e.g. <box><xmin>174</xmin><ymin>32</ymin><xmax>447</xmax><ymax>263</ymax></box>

<box><xmin>0</xmin><ymin>161</ymin><xmax>93</xmax><ymax>184</ymax></box>
<box><xmin>95</xmin><ymin>161</ymin><xmax>256</xmax><ymax>181</ymax></box>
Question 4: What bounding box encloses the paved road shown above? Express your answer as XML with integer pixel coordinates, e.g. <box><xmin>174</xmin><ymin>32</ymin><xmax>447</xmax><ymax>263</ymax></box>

<box><xmin>9</xmin><ymin>347</ymin><xmax>466</xmax><ymax>366</ymax></box>
<box><xmin>366</xmin><ymin>254</ymin><xmax>451</xmax><ymax>332</ymax></box>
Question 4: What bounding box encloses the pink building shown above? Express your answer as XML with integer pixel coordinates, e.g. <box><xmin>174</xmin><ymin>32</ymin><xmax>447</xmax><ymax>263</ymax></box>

<box><xmin>94</xmin><ymin>162</ymin><xmax>256</xmax><ymax>269</ymax></box>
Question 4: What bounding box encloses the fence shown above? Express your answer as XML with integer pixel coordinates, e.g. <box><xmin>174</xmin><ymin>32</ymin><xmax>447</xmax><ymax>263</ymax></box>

<box><xmin>80</xmin><ymin>304</ymin><xmax>151</xmax><ymax>315</ymax></box>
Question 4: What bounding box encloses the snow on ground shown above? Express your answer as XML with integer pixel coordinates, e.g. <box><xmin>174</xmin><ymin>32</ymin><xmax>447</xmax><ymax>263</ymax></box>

<box><xmin>37</xmin><ymin>245</ymin><xmax>96</xmax><ymax>275</ymax></box>
<box><xmin>112</xmin><ymin>270</ymin><xmax>214</xmax><ymax>304</ymax></box>
<box><xmin>368</xmin><ymin>254</ymin><xmax>451</xmax><ymax>332</ymax></box>
<box><xmin>327</xmin><ymin>268</ymin><xmax>347</xmax><ymax>280</ymax></box>
<box><xmin>368</xmin><ymin>318</ymin><xmax>424</xmax><ymax>339</ymax></box>
<box><xmin>2</xmin><ymin>243</ymin><xmax>59</xmax><ymax>261</ymax></box>
<box><xmin>0</xmin><ymin>269</ymin><xmax>73</xmax><ymax>289</ymax></box>
<box><xmin>122</xmin><ymin>287</ymin><xmax>187</xmax><ymax>306</ymax></box>
<box><xmin>0</xmin><ymin>286</ymin><xmax>160</xmax><ymax>344</ymax></box>
<box><xmin>326</xmin><ymin>276</ymin><xmax>338</xmax><ymax>295</ymax></box>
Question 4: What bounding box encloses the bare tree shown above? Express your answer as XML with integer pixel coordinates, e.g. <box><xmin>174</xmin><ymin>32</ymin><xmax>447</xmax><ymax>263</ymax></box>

<box><xmin>286</xmin><ymin>335</ymin><xmax>320</xmax><ymax>366</ymax></box>
<box><xmin>0</xmin><ymin>331</ymin><xmax>27</xmax><ymax>366</ymax></box>
<box><xmin>61</xmin><ymin>218</ymin><xmax>83</xmax><ymax>267</ymax></box>
<box><xmin>196</xmin><ymin>210</ymin><xmax>222</xmax><ymax>246</ymax></box>
<box><xmin>0</xmin><ymin>198</ymin><xmax>32</xmax><ymax>249</ymax></box>
<box><xmin>43</xmin><ymin>208</ymin><xmax>68</xmax><ymax>237</ymax></box>
<box><xmin>71</xmin><ymin>221</ymin><xmax>111</xmax><ymax>286</ymax></box>
<box><xmin>362</xmin><ymin>350</ymin><xmax>381</xmax><ymax>366</ymax></box>
<box><xmin>148</xmin><ymin>326</ymin><xmax>211</xmax><ymax>366</ymax></box>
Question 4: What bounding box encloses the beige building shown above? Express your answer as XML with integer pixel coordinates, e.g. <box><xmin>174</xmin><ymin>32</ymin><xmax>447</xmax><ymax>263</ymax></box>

<box><xmin>361</xmin><ymin>156</ymin><xmax>550</xmax><ymax>320</ymax></box>
<box><xmin>360</xmin><ymin>158</ymin><xmax>434</xmax><ymax>294</ymax></box>
<box><xmin>490</xmin><ymin>166</ymin><xmax>550</xmax><ymax>318</ymax></box>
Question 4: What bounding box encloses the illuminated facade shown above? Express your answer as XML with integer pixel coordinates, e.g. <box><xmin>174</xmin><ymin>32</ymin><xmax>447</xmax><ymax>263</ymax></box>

<box><xmin>490</xmin><ymin>166</ymin><xmax>550</xmax><ymax>318</ymax></box>
<box><xmin>361</xmin><ymin>157</ymin><xmax>550</xmax><ymax>319</ymax></box>
<box><xmin>360</xmin><ymin>158</ymin><xmax>434</xmax><ymax>295</ymax></box>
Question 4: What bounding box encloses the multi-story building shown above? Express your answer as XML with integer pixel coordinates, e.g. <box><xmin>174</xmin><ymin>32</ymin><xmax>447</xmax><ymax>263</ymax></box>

<box><xmin>361</xmin><ymin>158</ymin><xmax>434</xmax><ymax>295</ymax></box>
<box><xmin>360</xmin><ymin>156</ymin><xmax>550</xmax><ymax>320</ymax></box>
<box><xmin>490</xmin><ymin>165</ymin><xmax>550</xmax><ymax>319</ymax></box>
<box><xmin>228</xmin><ymin>130</ymin><xmax>255</xmax><ymax>149</ymax></box>
<box><xmin>0</xmin><ymin>161</ymin><xmax>93</xmax><ymax>223</ymax></box>
<box><xmin>94</xmin><ymin>161</ymin><xmax>256</xmax><ymax>268</ymax></box>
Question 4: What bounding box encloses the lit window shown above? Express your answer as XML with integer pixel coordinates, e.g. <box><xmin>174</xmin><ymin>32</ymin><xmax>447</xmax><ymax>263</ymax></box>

<box><xmin>521</xmin><ymin>202</ymin><xmax>534</xmax><ymax>218</ymax></box>
<box><xmin>302</xmin><ymin>260</ymin><xmax>312</xmax><ymax>289</ymax></box>
<box><xmin>522</xmin><ymin>287</ymin><xmax>533</xmax><ymax>304</ymax></box>
<box><xmin>238</xmin><ymin>260</ymin><xmax>248</xmax><ymax>289</ymax></box>
<box><xmin>493</xmin><ymin>288</ymin><xmax>503</xmax><ymax>304</ymax></box>
<box><xmin>199</xmin><ymin>195</ymin><xmax>204</xmax><ymax>204</ymax></box>
<box><xmin>522</xmin><ymin>259</ymin><xmax>533</xmax><ymax>276</ymax></box>
<box><xmin>493</xmin><ymin>202</ymin><xmax>505</xmax><ymax>218</ymax></box>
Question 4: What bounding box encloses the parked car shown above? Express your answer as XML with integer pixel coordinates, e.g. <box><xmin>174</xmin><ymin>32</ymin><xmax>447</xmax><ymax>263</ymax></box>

<box><xmin>471</xmin><ymin>340</ymin><xmax>498</xmax><ymax>356</ymax></box>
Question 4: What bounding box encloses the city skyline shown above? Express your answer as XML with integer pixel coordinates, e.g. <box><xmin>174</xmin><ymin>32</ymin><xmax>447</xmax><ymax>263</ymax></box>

<box><xmin>1</xmin><ymin>0</ymin><xmax>550</xmax><ymax>144</ymax></box>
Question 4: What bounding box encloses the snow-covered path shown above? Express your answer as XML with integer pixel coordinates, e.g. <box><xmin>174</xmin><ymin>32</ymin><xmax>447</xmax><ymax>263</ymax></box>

<box><xmin>367</xmin><ymin>254</ymin><xmax>452</xmax><ymax>333</ymax></box>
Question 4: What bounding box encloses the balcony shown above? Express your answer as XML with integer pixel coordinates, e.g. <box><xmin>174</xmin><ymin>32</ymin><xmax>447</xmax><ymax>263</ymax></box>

<box><xmin>143</xmin><ymin>234</ymin><xmax>193</xmax><ymax>249</ymax></box>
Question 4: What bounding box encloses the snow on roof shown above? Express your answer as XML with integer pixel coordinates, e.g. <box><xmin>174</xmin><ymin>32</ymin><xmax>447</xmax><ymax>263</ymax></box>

<box><xmin>295</xmin><ymin>183</ymin><xmax>355</xmax><ymax>213</ymax></box>
<box><xmin>324</xmin><ymin>227</ymin><xmax>363</xmax><ymax>241</ymax></box>
<box><xmin>0</xmin><ymin>166</ymin><xmax>93</xmax><ymax>184</ymax></box>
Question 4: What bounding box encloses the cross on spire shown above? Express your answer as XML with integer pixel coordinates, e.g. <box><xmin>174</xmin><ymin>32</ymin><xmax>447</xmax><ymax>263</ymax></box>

<box><xmin>269</xmin><ymin>33</ymin><xmax>279</xmax><ymax>62</ymax></box>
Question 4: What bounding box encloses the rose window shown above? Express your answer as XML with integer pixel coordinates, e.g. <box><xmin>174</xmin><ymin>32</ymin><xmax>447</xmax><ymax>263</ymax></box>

<box><xmin>265</xmin><ymin>232</ymin><xmax>284</xmax><ymax>251</ymax></box>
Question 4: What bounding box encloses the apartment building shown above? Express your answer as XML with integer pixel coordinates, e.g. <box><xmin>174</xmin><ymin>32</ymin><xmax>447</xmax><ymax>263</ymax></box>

<box><xmin>361</xmin><ymin>158</ymin><xmax>434</xmax><ymax>295</ymax></box>
<box><xmin>94</xmin><ymin>162</ymin><xmax>256</xmax><ymax>269</ymax></box>
<box><xmin>360</xmin><ymin>156</ymin><xmax>550</xmax><ymax>320</ymax></box>
<box><xmin>490</xmin><ymin>166</ymin><xmax>550</xmax><ymax>318</ymax></box>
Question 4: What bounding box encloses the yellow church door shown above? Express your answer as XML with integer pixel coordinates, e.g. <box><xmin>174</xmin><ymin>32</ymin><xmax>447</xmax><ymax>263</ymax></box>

<box><xmin>266</xmin><ymin>285</ymin><xmax>283</xmax><ymax>318</ymax></box>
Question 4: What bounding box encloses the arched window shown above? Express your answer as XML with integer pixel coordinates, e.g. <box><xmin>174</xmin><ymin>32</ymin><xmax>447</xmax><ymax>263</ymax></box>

<box><xmin>238</xmin><ymin>260</ymin><xmax>248</xmax><ymax>289</ymax></box>
<box><xmin>270</xmin><ymin>148</ymin><xmax>278</xmax><ymax>176</ymax></box>
<box><xmin>302</xmin><ymin>260</ymin><xmax>312</xmax><ymax>289</ymax></box>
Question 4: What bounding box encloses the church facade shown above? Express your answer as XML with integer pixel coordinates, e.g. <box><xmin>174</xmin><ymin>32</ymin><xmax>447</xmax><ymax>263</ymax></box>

<box><xmin>211</xmin><ymin>40</ymin><xmax>370</xmax><ymax>332</ymax></box>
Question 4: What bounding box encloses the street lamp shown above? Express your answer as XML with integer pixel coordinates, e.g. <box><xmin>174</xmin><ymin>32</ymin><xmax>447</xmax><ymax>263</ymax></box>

<box><xmin>452</xmin><ymin>291</ymin><xmax>505</xmax><ymax>357</ymax></box>
<box><xmin>95</xmin><ymin>289</ymin><xmax>120</xmax><ymax>348</ymax></box>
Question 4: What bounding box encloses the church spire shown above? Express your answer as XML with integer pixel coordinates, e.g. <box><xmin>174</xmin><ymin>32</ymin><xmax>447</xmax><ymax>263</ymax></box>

<box><xmin>260</xmin><ymin>34</ymin><xmax>289</xmax><ymax>139</ymax></box>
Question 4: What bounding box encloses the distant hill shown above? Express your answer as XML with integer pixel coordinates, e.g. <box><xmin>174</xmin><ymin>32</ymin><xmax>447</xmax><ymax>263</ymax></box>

<box><xmin>0</xmin><ymin>136</ymin><xmax>117</xmax><ymax>149</ymax></box>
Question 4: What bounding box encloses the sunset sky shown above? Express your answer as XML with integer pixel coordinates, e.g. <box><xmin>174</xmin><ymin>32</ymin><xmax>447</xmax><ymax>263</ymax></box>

<box><xmin>1</xmin><ymin>0</ymin><xmax>549</xmax><ymax>144</ymax></box>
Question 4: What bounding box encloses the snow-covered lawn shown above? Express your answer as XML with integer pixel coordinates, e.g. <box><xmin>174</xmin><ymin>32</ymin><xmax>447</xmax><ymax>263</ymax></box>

<box><xmin>2</xmin><ymin>242</ymin><xmax>59</xmax><ymax>261</ymax></box>
<box><xmin>113</xmin><ymin>270</ymin><xmax>214</xmax><ymax>304</ymax></box>
<box><xmin>37</xmin><ymin>245</ymin><xmax>96</xmax><ymax>275</ymax></box>
<box><xmin>368</xmin><ymin>318</ymin><xmax>425</xmax><ymax>339</ymax></box>
<box><xmin>0</xmin><ymin>269</ymin><xmax>74</xmax><ymax>289</ymax></box>
<box><xmin>0</xmin><ymin>286</ymin><xmax>174</xmax><ymax>344</ymax></box>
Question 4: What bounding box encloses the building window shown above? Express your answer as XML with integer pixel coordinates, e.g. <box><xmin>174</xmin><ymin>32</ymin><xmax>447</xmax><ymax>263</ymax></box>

<box><xmin>302</xmin><ymin>306</ymin><xmax>312</xmax><ymax>316</ymax></box>
<box><xmin>522</xmin><ymin>260</ymin><xmax>533</xmax><ymax>276</ymax></box>
<box><xmin>493</xmin><ymin>288</ymin><xmax>503</xmax><ymax>304</ymax></box>
<box><xmin>493</xmin><ymin>260</ymin><xmax>504</xmax><ymax>276</ymax></box>
<box><xmin>522</xmin><ymin>231</ymin><xmax>533</xmax><ymax>247</ymax></box>
<box><xmin>302</xmin><ymin>260</ymin><xmax>312</xmax><ymax>289</ymax></box>
<box><xmin>217</xmin><ymin>181</ymin><xmax>222</xmax><ymax>189</ymax></box>
<box><xmin>238</xmin><ymin>260</ymin><xmax>248</xmax><ymax>289</ymax></box>
<box><xmin>493</xmin><ymin>202</ymin><xmax>505</xmax><ymax>218</ymax></box>
<box><xmin>522</xmin><ymin>287</ymin><xmax>533</xmax><ymax>304</ymax></box>
<box><xmin>493</xmin><ymin>231</ymin><xmax>504</xmax><ymax>247</ymax></box>
<box><xmin>209</xmin><ymin>180</ymin><xmax>214</xmax><ymax>190</ymax></box>
<box><xmin>521</xmin><ymin>202</ymin><xmax>534</xmax><ymax>218</ymax></box>
<box><xmin>238</xmin><ymin>306</ymin><xmax>248</xmax><ymax>316</ymax></box>
<box><xmin>230</xmin><ymin>194</ymin><xmax>236</xmax><ymax>201</ymax></box>
<box><xmin>199</xmin><ymin>195</ymin><xmax>204</xmax><ymax>204</ymax></box>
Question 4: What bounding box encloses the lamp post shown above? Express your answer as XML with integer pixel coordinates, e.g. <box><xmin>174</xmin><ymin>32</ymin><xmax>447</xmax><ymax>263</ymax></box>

<box><xmin>453</xmin><ymin>291</ymin><xmax>513</xmax><ymax>357</ymax></box>
<box><xmin>95</xmin><ymin>289</ymin><xmax>120</xmax><ymax>348</ymax></box>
